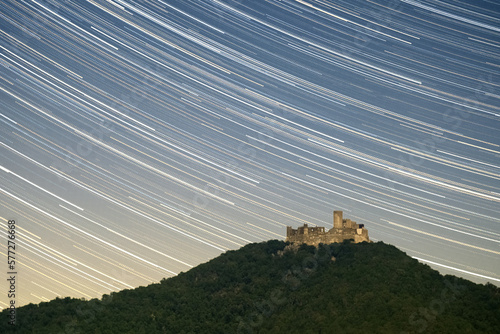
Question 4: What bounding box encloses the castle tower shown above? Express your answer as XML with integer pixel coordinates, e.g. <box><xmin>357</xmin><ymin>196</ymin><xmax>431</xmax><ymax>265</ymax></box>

<box><xmin>333</xmin><ymin>211</ymin><xmax>343</xmax><ymax>229</ymax></box>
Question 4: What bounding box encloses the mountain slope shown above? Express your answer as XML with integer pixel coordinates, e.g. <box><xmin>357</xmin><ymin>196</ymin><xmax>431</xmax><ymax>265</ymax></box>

<box><xmin>2</xmin><ymin>240</ymin><xmax>499</xmax><ymax>333</ymax></box>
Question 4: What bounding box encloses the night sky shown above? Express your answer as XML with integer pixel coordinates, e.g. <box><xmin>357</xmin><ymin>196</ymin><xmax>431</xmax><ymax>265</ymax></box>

<box><xmin>1</xmin><ymin>0</ymin><xmax>499</xmax><ymax>307</ymax></box>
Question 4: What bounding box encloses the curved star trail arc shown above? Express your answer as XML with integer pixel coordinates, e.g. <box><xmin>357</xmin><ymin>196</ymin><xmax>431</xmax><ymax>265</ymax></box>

<box><xmin>0</xmin><ymin>0</ymin><xmax>499</xmax><ymax>306</ymax></box>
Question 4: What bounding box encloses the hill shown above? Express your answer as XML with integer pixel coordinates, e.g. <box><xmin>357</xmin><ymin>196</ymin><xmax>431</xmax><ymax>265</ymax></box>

<box><xmin>1</xmin><ymin>240</ymin><xmax>499</xmax><ymax>333</ymax></box>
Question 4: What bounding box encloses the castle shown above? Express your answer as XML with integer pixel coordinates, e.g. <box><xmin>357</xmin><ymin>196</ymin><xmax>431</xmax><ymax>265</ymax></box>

<box><xmin>286</xmin><ymin>211</ymin><xmax>370</xmax><ymax>246</ymax></box>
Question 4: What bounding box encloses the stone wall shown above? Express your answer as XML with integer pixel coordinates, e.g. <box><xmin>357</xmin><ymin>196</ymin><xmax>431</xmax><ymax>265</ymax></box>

<box><xmin>286</xmin><ymin>211</ymin><xmax>370</xmax><ymax>246</ymax></box>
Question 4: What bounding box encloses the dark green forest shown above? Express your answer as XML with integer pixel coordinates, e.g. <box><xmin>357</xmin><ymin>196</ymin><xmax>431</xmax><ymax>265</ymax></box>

<box><xmin>2</xmin><ymin>240</ymin><xmax>499</xmax><ymax>333</ymax></box>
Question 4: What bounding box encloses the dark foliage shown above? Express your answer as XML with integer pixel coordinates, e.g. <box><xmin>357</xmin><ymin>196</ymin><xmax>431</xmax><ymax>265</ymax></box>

<box><xmin>2</xmin><ymin>240</ymin><xmax>499</xmax><ymax>333</ymax></box>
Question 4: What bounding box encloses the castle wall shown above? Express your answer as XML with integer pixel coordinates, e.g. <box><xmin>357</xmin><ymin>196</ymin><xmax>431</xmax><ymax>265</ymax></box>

<box><xmin>286</xmin><ymin>226</ymin><xmax>369</xmax><ymax>245</ymax></box>
<box><xmin>286</xmin><ymin>211</ymin><xmax>370</xmax><ymax>245</ymax></box>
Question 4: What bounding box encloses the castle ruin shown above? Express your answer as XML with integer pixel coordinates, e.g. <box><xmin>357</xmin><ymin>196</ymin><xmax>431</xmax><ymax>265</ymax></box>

<box><xmin>286</xmin><ymin>211</ymin><xmax>370</xmax><ymax>246</ymax></box>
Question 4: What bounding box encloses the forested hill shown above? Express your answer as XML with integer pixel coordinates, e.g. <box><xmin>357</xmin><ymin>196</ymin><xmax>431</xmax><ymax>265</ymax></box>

<box><xmin>2</xmin><ymin>240</ymin><xmax>499</xmax><ymax>333</ymax></box>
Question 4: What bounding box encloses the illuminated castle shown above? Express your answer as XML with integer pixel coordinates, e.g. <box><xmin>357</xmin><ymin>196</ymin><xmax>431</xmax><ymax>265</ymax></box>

<box><xmin>286</xmin><ymin>211</ymin><xmax>370</xmax><ymax>246</ymax></box>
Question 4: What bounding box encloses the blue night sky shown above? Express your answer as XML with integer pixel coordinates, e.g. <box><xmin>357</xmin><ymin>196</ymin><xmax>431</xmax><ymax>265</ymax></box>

<box><xmin>1</xmin><ymin>0</ymin><xmax>499</xmax><ymax>307</ymax></box>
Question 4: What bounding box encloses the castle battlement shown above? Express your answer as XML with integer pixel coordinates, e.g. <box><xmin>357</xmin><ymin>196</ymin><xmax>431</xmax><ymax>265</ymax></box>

<box><xmin>286</xmin><ymin>211</ymin><xmax>370</xmax><ymax>246</ymax></box>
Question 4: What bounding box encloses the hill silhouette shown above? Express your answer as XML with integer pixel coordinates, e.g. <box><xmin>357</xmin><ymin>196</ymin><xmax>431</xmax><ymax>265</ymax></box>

<box><xmin>2</xmin><ymin>240</ymin><xmax>499</xmax><ymax>333</ymax></box>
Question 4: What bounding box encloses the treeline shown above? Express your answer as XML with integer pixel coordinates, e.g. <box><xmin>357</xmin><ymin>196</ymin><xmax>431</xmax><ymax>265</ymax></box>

<box><xmin>1</xmin><ymin>240</ymin><xmax>499</xmax><ymax>333</ymax></box>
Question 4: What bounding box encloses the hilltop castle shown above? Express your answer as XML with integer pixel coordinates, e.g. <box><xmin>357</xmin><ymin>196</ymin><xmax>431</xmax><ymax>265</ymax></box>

<box><xmin>286</xmin><ymin>211</ymin><xmax>370</xmax><ymax>246</ymax></box>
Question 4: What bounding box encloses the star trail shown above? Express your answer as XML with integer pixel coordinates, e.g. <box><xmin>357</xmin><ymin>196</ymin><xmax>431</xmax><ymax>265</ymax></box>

<box><xmin>0</xmin><ymin>0</ymin><xmax>499</xmax><ymax>307</ymax></box>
